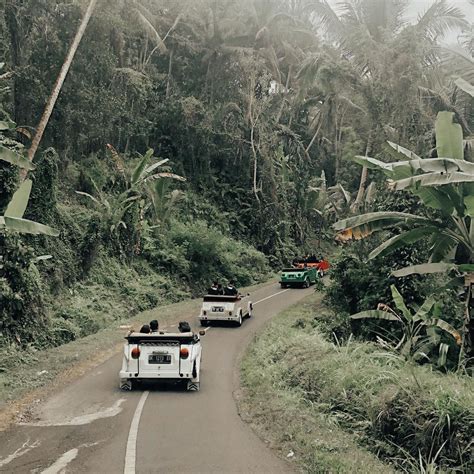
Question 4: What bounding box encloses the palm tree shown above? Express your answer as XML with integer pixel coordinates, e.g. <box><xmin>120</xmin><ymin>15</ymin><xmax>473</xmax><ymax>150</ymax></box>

<box><xmin>309</xmin><ymin>0</ymin><xmax>467</xmax><ymax>205</ymax></box>
<box><xmin>25</xmin><ymin>0</ymin><xmax>98</xmax><ymax>173</ymax></box>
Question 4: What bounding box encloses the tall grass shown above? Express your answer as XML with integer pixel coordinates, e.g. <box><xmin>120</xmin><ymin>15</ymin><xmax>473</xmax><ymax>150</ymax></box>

<box><xmin>241</xmin><ymin>294</ymin><xmax>474</xmax><ymax>472</ymax></box>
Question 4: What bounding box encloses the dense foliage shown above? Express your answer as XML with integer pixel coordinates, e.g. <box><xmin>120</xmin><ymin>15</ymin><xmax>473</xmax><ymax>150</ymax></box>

<box><xmin>0</xmin><ymin>0</ymin><xmax>472</xmax><ymax>358</ymax></box>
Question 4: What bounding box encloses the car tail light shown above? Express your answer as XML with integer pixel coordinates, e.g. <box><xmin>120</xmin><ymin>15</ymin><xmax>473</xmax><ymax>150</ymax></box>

<box><xmin>131</xmin><ymin>347</ymin><xmax>140</xmax><ymax>359</ymax></box>
<box><xmin>229</xmin><ymin>311</ymin><xmax>233</xmax><ymax>316</ymax></box>
<box><xmin>180</xmin><ymin>348</ymin><xmax>189</xmax><ymax>359</ymax></box>
<box><xmin>203</xmin><ymin>310</ymin><xmax>207</xmax><ymax>315</ymax></box>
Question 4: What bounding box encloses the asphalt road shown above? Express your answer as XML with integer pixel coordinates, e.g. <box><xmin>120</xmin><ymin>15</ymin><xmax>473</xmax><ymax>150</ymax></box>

<box><xmin>0</xmin><ymin>282</ymin><xmax>314</xmax><ymax>473</ymax></box>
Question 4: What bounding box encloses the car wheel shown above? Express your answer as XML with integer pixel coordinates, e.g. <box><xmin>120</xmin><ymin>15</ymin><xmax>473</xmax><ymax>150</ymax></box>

<box><xmin>200</xmin><ymin>320</ymin><xmax>208</xmax><ymax>327</ymax></box>
<box><xmin>237</xmin><ymin>311</ymin><xmax>243</xmax><ymax>327</ymax></box>
<box><xmin>303</xmin><ymin>279</ymin><xmax>310</xmax><ymax>288</ymax></box>
<box><xmin>280</xmin><ymin>283</ymin><xmax>287</xmax><ymax>288</ymax></box>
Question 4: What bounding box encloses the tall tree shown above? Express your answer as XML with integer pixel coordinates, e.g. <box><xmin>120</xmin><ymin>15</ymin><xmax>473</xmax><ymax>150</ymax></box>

<box><xmin>25</xmin><ymin>0</ymin><xmax>98</xmax><ymax>173</ymax></box>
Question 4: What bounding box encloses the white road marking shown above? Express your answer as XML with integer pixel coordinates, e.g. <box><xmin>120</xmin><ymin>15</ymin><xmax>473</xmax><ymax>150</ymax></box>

<box><xmin>41</xmin><ymin>448</ymin><xmax>78</xmax><ymax>474</ymax></box>
<box><xmin>19</xmin><ymin>399</ymin><xmax>126</xmax><ymax>427</ymax></box>
<box><xmin>40</xmin><ymin>443</ymin><xmax>99</xmax><ymax>474</ymax></box>
<box><xmin>124</xmin><ymin>391</ymin><xmax>149</xmax><ymax>474</ymax></box>
<box><xmin>254</xmin><ymin>288</ymin><xmax>290</xmax><ymax>305</ymax></box>
<box><xmin>0</xmin><ymin>439</ymin><xmax>40</xmax><ymax>468</ymax></box>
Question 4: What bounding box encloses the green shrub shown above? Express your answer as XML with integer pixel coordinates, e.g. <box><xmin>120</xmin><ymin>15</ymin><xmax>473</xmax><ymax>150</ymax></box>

<box><xmin>0</xmin><ymin>234</ymin><xmax>48</xmax><ymax>344</ymax></box>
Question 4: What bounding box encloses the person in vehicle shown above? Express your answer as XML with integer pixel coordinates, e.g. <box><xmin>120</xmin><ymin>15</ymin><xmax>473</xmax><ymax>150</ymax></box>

<box><xmin>140</xmin><ymin>324</ymin><xmax>151</xmax><ymax>334</ymax></box>
<box><xmin>149</xmin><ymin>319</ymin><xmax>159</xmax><ymax>332</ymax></box>
<box><xmin>208</xmin><ymin>281</ymin><xmax>220</xmax><ymax>295</ymax></box>
<box><xmin>178</xmin><ymin>321</ymin><xmax>191</xmax><ymax>333</ymax></box>
<box><xmin>217</xmin><ymin>283</ymin><xmax>224</xmax><ymax>295</ymax></box>
<box><xmin>224</xmin><ymin>280</ymin><xmax>238</xmax><ymax>296</ymax></box>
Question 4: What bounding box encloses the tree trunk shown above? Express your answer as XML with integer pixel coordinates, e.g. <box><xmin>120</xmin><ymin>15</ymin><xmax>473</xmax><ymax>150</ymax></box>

<box><xmin>23</xmin><ymin>0</ymin><xmax>98</xmax><ymax>177</ymax></box>
<box><xmin>275</xmin><ymin>65</ymin><xmax>291</xmax><ymax>123</ymax></box>
<box><xmin>352</xmin><ymin>133</ymin><xmax>372</xmax><ymax>211</ymax></box>
<box><xmin>166</xmin><ymin>48</ymin><xmax>174</xmax><ymax>98</ymax></box>
<box><xmin>305</xmin><ymin>114</ymin><xmax>323</xmax><ymax>155</ymax></box>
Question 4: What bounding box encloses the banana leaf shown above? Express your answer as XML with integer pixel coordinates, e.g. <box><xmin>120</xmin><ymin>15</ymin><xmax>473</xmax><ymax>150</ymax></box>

<box><xmin>369</xmin><ymin>226</ymin><xmax>440</xmax><ymax>260</ymax></box>
<box><xmin>413</xmin><ymin>297</ymin><xmax>435</xmax><ymax>322</ymax></box>
<box><xmin>5</xmin><ymin>179</ymin><xmax>32</xmax><ymax>218</ymax></box>
<box><xmin>455</xmin><ymin>77</ymin><xmax>474</xmax><ymax>97</ymax></box>
<box><xmin>387</xmin><ymin>141</ymin><xmax>421</xmax><ymax>160</ymax></box>
<box><xmin>464</xmin><ymin>195</ymin><xmax>474</xmax><ymax>217</ymax></box>
<box><xmin>411</xmin><ymin>186</ymin><xmax>455</xmax><ymax>214</ymax></box>
<box><xmin>3</xmin><ymin>216</ymin><xmax>59</xmax><ymax>236</ymax></box>
<box><xmin>389</xmin><ymin>172</ymin><xmax>474</xmax><ymax>190</ymax></box>
<box><xmin>350</xmin><ymin>310</ymin><xmax>400</xmax><ymax>322</ymax></box>
<box><xmin>435</xmin><ymin>111</ymin><xmax>463</xmax><ymax>160</ymax></box>
<box><xmin>131</xmin><ymin>149</ymin><xmax>154</xmax><ymax>184</ymax></box>
<box><xmin>144</xmin><ymin>172</ymin><xmax>186</xmax><ymax>182</ymax></box>
<box><xmin>353</xmin><ymin>156</ymin><xmax>474</xmax><ymax>175</ymax></box>
<box><xmin>76</xmin><ymin>191</ymin><xmax>101</xmax><ymax>205</ymax></box>
<box><xmin>144</xmin><ymin>158</ymin><xmax>169</xmax><ymax>175</ymax></box>
<box><xmin>392</xmin><ymin>262</ymin><xmax>455</xmax><ymax>277</ymax></box>
<box><xmin>424</xmin><ymin>318</ymin><xmax>462</xmax><ymax>345</ymax></box>
<box><xmin>0</xmin><ymin>145</ymin><xmax>35</xmax><ymax>170</ymax></box>
<box><xmin>430</xmin><ymin>232</ymin><xmax>457</xmax><ymax>262</ymax></box>
<box><xmin>334</xmin><ymin>212</ymin><xmax>431</xmax><ymax>241</ymax></box>
<box><xmin>0</xmin><ymin>119</ymin><xmax>16</xmax><ymax>130</ymax></box>
<box><xmin>390</xmin><ymin>285</ymin><xmax>412</xmax><ymax>321</ymax></box>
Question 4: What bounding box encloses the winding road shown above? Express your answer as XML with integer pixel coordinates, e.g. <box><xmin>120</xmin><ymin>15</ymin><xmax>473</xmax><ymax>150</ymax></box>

<box><xmin>0</xmin><ymin>282</ymin><xmax>313</xmax><ymax>473</ymax></box>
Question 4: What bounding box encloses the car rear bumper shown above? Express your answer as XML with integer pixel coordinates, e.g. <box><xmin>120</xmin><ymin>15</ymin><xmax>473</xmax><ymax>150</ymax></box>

<box><xmin>199</xmin><ymin>314</ymin><xmax>240</xmax><ymax>322</ymax></box>
<box><xmin>120</xmin><ymin>371</ymin><xmax>192</xmax><ymax>380</ymax></box>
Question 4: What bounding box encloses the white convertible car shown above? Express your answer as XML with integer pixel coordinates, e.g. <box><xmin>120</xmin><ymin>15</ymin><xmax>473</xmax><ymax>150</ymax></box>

<box><xmin>119</xmin><ymin>330</ymin><xmax>203</xmax><ymax>391</ymax></box>
<box><xmin>199</xmin><ymin>294</ymin><xmax>253</xmax><ymax>327</ymax></box>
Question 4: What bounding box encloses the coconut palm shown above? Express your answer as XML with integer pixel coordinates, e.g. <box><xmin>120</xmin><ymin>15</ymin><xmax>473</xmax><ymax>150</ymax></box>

<box><xmin>309</xmin><ymin>0</ymin><xmax>467</xmax><ymax>205</ymax></box>
<box><xmin>26</xmin><ymin>0</ymin><xmax>98</xmax><ymax>172</ymax></box>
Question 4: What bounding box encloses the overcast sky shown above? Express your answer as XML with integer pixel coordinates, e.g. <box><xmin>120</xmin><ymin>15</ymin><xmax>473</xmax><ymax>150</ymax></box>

<box><xmin>327</xmin><ymin>0</ymin><xmax>473</xmax><ymax>43</ymax></box>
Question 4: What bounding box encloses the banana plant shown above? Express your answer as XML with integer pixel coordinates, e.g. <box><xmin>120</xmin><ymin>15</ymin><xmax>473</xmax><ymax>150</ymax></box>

<box><xmin>77</xmin><ymin>148</ymin><xmax>185</xmax><ymax>237</ymax></box>
<box><xmin>351</xmin><ymin>285</ymin><xmax>461</xmax><ymax>366</ymax></box>
<box><xmin>0</xmin><ymin>179</ymin><xmax>58</xmax><ymax>236</ymax></box>
<box><xmin>334</xmin><ymin>112</ymin><xmax>474</xmax><ymax>277</ymax></box>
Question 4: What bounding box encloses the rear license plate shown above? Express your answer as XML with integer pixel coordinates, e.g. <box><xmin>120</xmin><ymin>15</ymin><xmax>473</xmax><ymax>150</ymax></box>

<box><xmin>212</xmin><ymin>306</ymin><xmax>224</xmax><ymax>312</ymax></box>
<box><xmin>148</xmin><ymin>354</ymin><xmax>171</xmax><ymax>364</ymax></box>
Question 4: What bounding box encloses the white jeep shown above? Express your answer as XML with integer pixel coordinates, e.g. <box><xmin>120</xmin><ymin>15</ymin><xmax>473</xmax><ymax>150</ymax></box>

<box><xmin>119</xmin><ymin>330</ymin><xmax>203</xmax><ymax>391</ymax></box>
<box><xmin>199</xmin><ymin>294</ymin><xmax>253</xmax><ymax>327</ymax></box>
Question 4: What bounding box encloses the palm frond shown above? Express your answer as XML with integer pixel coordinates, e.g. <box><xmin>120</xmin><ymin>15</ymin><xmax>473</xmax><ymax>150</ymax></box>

<box><xmin>415</xmin><ymin>0</ymin><xmax>467</xmax><ymax>41</ymax></box>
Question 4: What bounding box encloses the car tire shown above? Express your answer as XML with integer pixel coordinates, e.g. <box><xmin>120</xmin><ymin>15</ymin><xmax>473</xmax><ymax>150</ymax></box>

<box><xmin>200</xmin><ymin>320</ymin><xmax>208</xmax><ymax>327</ymax></box>
<box><xmin>280</xmin><ymin>283</ymin><xmax>287</xmax><ymax>288</ymax></box>
<box><xmin>236</xmin><ymin>311</ymin><xmax>243</xmax><ymax>327</ymax></box>
<box><xmin>303</xmin><ymin>278</ymin><xmax>310</xmax><ymax>288</ymax></box>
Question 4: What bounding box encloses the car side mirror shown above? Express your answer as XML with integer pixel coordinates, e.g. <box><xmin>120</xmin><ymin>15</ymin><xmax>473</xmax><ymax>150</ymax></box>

<box><xmin>199</xmin><ymin>330</ymin><xmax>206</xmax><ymax>336</ymax></box>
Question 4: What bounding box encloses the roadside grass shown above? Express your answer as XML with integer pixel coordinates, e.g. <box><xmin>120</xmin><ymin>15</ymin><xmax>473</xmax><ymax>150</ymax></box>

<box><xmin>240</xmin><ymin>293</ymin><xmax>474</xmax><ymax>473</ymax></box>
